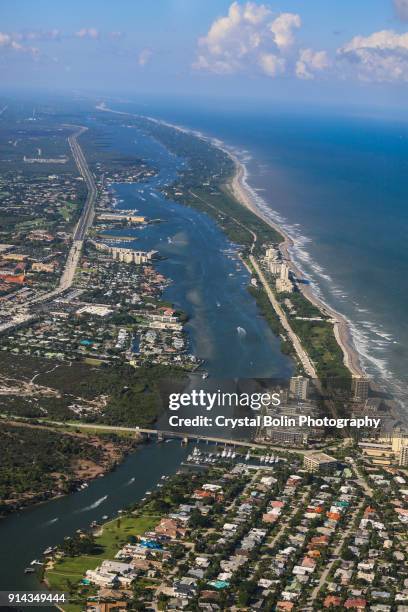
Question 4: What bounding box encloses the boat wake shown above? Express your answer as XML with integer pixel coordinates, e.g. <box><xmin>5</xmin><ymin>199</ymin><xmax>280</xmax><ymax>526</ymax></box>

<box><xmin>76</xmin><ymin>495</ymin><xmax>108</xmax><ymax>513</ymax></box>
<box><xmin>124</xmin><ymin>477</ymin><xmax>135</xmax><ymax>486</ymax></box>
<box><xmin>42</xmin><ymin>517</ymin><xmax>58</xmax><ymax>526</ymax></box>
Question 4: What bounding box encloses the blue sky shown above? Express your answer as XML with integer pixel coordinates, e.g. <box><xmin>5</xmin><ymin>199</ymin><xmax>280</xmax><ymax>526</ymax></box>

<box><xmin>1</xmin><ymin>0</ymin><xmax>408</xmax><ymax>108</ymax></box>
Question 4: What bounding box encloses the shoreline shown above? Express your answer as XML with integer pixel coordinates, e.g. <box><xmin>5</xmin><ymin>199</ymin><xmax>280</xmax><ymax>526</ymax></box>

<box><xmin>96</xmin><ymin>102</ymin><xmax>364</xmax><ymax>378</ymax></box>
<box><xmin>225</xmin><ymin>149</ymin><xmax>364</xmax><ymax>378</ymax></box>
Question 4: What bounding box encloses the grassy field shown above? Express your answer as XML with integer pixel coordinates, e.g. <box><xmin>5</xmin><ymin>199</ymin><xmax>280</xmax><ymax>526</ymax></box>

<box><xmin>46</xmin><ymin>514</ymin><xmax>159</xmax><ymax>594</ymax></box>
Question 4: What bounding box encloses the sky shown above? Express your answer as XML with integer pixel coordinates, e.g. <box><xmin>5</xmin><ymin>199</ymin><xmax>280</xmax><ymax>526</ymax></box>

<box><xmin>2</xmin><ymin>0</ymin><xmax>408</xmax><ymax>110</ymax></box>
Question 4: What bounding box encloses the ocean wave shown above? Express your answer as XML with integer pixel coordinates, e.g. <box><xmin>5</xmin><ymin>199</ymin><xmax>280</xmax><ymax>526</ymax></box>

<box><xmin>226</xmin><ymin>139</ymin><xmax>407</xmax><ymax>405</ymax></box>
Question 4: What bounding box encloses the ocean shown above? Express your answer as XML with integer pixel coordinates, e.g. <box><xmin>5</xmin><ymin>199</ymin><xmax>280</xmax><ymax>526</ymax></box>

<box><xmin>117</xmin><ymin>100</ymin><xmax>408</xmax><ymax>409</ymax></box>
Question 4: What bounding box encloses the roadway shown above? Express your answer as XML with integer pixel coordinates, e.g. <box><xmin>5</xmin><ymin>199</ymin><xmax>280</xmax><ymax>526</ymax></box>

<box><xmin>250</xmin><ymin>255</ymin><xmax>318</xmax><ymax>378</ymax></box>
<box><xmin>58</xmin><ymin>125</ymin><xmax>97</xmax><ymax>291</ymax></box>
<box><xmin>5</xmin><ymin>416</ymin><xmax>321</xmax><ymax>454</ymax></box>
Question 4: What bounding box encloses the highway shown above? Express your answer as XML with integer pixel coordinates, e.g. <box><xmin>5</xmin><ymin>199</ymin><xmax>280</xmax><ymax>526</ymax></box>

<box><xmin>58</xmin><ymin>125</ymin><xmax>97</xmax><ymax>291</ymax></box>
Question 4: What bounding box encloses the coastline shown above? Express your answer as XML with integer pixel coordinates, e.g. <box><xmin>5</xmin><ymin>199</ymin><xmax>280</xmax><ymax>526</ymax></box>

<box><xmin>97</xmin><ymin>103</ymin><xmax>364</xmax><ymax>378</ymax></box>
<box><xmin>225</xmin><ymin>149</ymin><xmax>364</xmax><ymax>378</ymax></box>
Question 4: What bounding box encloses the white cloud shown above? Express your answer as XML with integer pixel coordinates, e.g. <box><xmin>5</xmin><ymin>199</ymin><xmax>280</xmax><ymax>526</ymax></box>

<box><xmin>75</xmin><ymin>27</ymin><xmax>99</xmax><ymax>40</ymax></box>
<box><xmin>270</xmin><ymin>13</ymin><xmax>301</xmax><ymax>50</ymax></box>
<box><xmin>17</xmin><ymin>29</ymin><xmax>61</xmax><ymax>42</ymax></box>
<box><xmin>394</xmin><ymin>0</ymin><xmax>408</xmax><ymax>20</ymax></box>
<box><xmin>138</xmin><ymin>48</ymin><xmax>152</xmax><ymax>67</ymax></box>
<box><xmin>338</xmin><ymin>29</ymin><xmax>408</xmax><ymax>81</ymax></box>
<box><xmin>0</xmin><ymin>31</ymin><xmax>38</xmax><ymax>56</ymax></box>
<box><xmin>193</xmin><ymin>1</ymin><xmax>301</xmax><ymax>77</ymax></box>
<box><xmin>258</xmin><ymin>52</ymin><xmax>285</xmax><ymax>76</ymax></box>
<box><xmin>296</xmin><ymin>48</ymin><xmax>329</xmax><ymax>79</ymax></box>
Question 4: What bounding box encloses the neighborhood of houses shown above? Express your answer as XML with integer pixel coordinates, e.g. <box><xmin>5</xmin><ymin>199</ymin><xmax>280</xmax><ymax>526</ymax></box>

<box><xmin>44</xmin><ymin>448</ymin><xmax>408</xmax><ymax>611</ymax></box>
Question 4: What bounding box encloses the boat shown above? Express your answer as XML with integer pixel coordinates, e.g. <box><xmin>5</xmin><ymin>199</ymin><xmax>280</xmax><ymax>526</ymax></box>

<box><xmin>24</xmin><ymin>568</ymin><xmax>35</xmax><ymax>574</ymax></box>
<box><xmin>202</xmin><ymin>372</ymin><xmax>209</xmax><ymax>380</ymax></box>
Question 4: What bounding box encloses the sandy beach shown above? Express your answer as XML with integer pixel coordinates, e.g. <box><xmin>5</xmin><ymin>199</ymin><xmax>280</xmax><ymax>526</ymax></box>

<box><xmin>226</xmin><ymin>151</ymin><xmax>364</xmax><ymax>378</ymax></box>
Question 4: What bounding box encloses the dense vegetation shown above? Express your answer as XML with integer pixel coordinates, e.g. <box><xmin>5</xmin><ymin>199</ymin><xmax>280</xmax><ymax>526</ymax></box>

<box><xmin>93</xmin><ymin>363</ymin><xmax>187</xmax><ymax>427</ymax></box>
<box><xmin>248</xmin><ymin>285</ymin><xmax>293</xmax><ymax>358</ymax></box>
<box><xmin>0</xmin><ymin>353</ymin><xmax>186</xmax><ymax>426</ymax></box>
<box><xmin>278</xmin><ymin>291</ymin><xmax>350</xmax><ymax>380</ymax></box>
<box><xmin>0</xmin><ymin>423</ymin><xmax>106</xmax><ymax>513</ymax></box>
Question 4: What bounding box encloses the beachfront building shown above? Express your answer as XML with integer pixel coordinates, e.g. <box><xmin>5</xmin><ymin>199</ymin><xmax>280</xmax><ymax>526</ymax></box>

<box><xmin>290</xmin><ymin>376</ymin><xmax>309</xmax><ymax>400</ymax></box>
<box><xmin>265</xmin><ymin>246</ymin><xmax>279</xmax><ymax>263</ymax></box>
<box><xmin>352</xmin><ymin>377</ymin><xmax>369</xmax><ymax>401</ymax></box>
<box><xmin>270</xmin><ymin>261</ymin><xmax>283</xmax><ymax>275</ymax></box>
<box><xmin>276</xmin><ymin>263</ymin><xmax>293</xmax><ymax>293</ymax></box>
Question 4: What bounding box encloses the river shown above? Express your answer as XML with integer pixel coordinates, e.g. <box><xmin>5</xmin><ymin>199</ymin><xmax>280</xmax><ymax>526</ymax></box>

<box><xmin>0</xmin><ymin>112</ymin><xmax>292</xmax><ymax>595</ymax></box>
<box><xmin>0</xmin><ymin>442</ymin><xmax>189</xmax><ymax>593</ymax></box>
